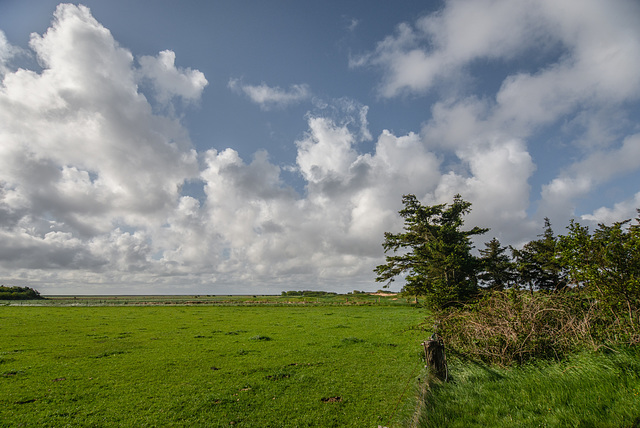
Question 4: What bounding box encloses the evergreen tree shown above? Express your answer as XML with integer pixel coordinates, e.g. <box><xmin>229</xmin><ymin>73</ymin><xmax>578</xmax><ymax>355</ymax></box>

<box><xmin>478</xmin><ymin>237</ymin><xmax>515</xmax><ymax>290</ymax></box>
<box><xmin>558</xmin><ymin>219</ymin><xmax>593</xmax><ymax>288</ymax></box>
<box><xmin>374</xmin><ymin>194</ymin><xmax>488</xmax><ymax>309</ymax></box>
<box><xmin>560</xmin><ymin>212</ymin><xmax>640</xmax><ymax>319</ymax></box>
<box><xmin>512</xmin><ymin>218</ymin><xmax>567</xmax><ymax>292</ymax></box>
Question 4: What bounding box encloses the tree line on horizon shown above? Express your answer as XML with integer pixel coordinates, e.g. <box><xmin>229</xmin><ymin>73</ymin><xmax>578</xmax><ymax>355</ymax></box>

<box><xmin>0</xmin><ymin>285</ymin><xmax>44</xmax><ymax>300</ymax></box>
<box><xmin>280</xmin><ymin>290</ymin><xmax>338</xmax><ymax>297</ymax></box>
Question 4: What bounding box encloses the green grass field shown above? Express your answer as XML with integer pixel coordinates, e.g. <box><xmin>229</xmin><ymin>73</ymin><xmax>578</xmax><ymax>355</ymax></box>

<box><xmin>3</xmin><ymin>293</ymin><xmax>412</xmax><ymax>307</ymax></box>
<box><xmin>1</xmin><ymin>303</ymin><xmax>426</xmax><ymax>427</ymax></box>
<box><xmin>418</xmin><ymin>348</ymin><xmax>640</xmax><ymax>427</ymax></box>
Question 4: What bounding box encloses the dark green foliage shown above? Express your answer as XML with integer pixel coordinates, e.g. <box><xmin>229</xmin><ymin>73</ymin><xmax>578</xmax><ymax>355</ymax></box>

<box><xmin>557</xmin><ymin>219</ymin><xmax>592</xmax><ymax>287</ymax></box>
<box><xmin>0</xmin><ymin>286</ymin><xmax>43</xmax><ymax>300</ymax></box>
<box><xmin>375</xmin><ymin>194</ymin><xmax>488</xmax><ymax>309</ymax></box>
<box><xmin>511</xmin><ymin>218</ymin><xmax>567</xmax><ymax>292</ymax></box>
<box><xmin>559</xmin><ymin>212</ymin><xmax>640</xmax><ymax>319</ymax></box>
<box><xmin>478</xmin><ymin>238</ymin><xmax>515</xmax><ymax>290</ymax></box>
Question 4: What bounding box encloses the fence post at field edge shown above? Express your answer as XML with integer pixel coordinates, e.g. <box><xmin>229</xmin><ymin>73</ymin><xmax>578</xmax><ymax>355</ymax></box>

<box><xmin>423</xmin><ymin>333</ymin><xmax>448</xmax><ymax>381</ymax></box>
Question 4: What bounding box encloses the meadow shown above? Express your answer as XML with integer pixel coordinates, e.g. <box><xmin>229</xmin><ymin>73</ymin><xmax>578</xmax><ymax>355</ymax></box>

<box><xmin>4</xmin><ymin>295</ymin><xmax>639</xmax><ymax>427</ymax></box>
<box><xmin>0</xmin><ymin>299</ymin><xmax>426</xmax><ymax>427</ymax></box>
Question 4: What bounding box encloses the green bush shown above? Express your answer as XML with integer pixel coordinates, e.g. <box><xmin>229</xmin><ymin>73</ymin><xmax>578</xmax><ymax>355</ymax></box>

<box><xmin>0</xmin><ymin>286</ymin><xmax>44</xmax><ymax>300</ymax></box>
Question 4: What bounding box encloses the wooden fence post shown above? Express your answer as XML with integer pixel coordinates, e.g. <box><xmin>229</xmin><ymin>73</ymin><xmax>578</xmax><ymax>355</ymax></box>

<box><xmin>422</xmin><ymin>332</ymin><xmax>448</xmax><ymax>381</ymax></box>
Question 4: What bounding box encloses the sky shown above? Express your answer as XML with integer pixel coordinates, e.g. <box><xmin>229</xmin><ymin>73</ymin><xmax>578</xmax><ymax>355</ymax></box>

<box><xmin>1</xmin><ymin>0</ymin><xmax>639</xmax><ymax>295</ymax></box>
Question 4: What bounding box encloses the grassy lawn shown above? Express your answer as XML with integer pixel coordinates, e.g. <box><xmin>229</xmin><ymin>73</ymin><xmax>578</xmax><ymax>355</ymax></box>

<box><xmin>419</xmin><ymin>347</ymin><xmax>640</xmax><ymax>427</ymax></box>
<box><xmin>1</xmin><ymin>304</ymin><xmax>426</xmax><ymax>427</ymax></box>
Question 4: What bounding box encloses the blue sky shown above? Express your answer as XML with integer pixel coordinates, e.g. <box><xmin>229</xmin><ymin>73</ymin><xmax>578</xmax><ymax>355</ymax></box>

<box><xmin>1</xmin><ymin>1</ymin><xmax>639</xmax><ymax>294</ymax></box>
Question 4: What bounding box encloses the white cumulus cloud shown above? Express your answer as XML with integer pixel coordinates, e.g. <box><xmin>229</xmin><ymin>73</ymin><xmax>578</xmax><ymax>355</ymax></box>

<box><xmin>0</xmin><ymin>4</ymin><xmax>199</xmax><ymax>286</ymax></box>
<box><xmin>138</xmin><ymin>50</ymin><xmax>208</xmax><ymax>105</ymax></box>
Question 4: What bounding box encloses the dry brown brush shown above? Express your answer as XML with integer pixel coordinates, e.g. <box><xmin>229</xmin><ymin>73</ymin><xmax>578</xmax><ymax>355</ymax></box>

<box><xmin>435</xmin><ymin>290</ymin><xmax>640</xmax><ymax>366</ymax></box>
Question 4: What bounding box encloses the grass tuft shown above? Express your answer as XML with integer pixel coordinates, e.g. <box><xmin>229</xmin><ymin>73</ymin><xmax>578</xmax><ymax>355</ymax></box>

<box><xmin>250</xmin><ymin>335</ymin><xmax>272</xmax><ymax>341</ymax></box>
<box><xmin>340</xmin><ymin>337</ymin><xmax>365</xmax><ymax>344</ymax></box>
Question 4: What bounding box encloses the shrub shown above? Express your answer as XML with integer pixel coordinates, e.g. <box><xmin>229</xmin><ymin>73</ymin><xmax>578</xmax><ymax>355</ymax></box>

<box><xmin>435</xmin><ymin>290</ymin><xmax>640</xmax><ymax>366</ymax></box>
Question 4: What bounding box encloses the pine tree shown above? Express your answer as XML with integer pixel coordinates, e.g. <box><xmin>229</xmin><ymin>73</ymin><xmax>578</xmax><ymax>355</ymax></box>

<box><xmin>374</xmin><ymin>194</ymin><xmax>488</xmax><ymax>309</ymax></box>
<box><xmin>478</xmin><ymin>237</ymin><xmax>515</xmax><ymax>290</ymax></box>
<box><xmin>512</xmin><ymin>218</ymin><xmax>567</xmax><ymax>292</ymax></box>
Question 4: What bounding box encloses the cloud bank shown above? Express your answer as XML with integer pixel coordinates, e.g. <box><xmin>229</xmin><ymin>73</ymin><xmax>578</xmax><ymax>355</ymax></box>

<box><xmin>1</xmin><ymin>2</ymin><xmax>639</xmax><ymax>294</ymax></box>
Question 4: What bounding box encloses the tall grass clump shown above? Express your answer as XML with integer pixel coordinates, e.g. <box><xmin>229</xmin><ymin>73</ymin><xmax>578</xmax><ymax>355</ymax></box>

<box><xmin>418</xmin><ymin>347</ymin><xmax>640</xmax><ymax>427</ymax></box>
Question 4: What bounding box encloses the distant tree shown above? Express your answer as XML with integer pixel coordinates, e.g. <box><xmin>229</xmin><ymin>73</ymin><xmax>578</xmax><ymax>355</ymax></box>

<box><xmin>478</xmin><ymin>237</ymin><xmax>516</xmax><ymax>290</ymax></box>
<box><xmin>280</xmin><ymin>290</ymin><xmax>337</xmax><ymax>297</ymax></box>
<box><xmin>374</xmin><ymin>194</ymin><xmax>488</xmax><ymax>309</ymax></box>
<box><xmin>0</xmin><ymin>286</ymin><xmax>44</xmax><ymax>300</ymax></box>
